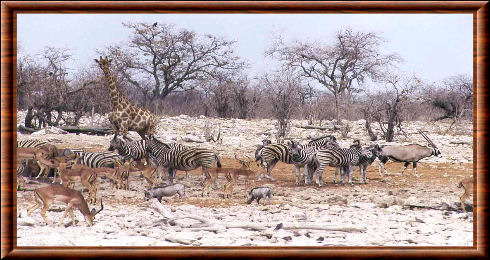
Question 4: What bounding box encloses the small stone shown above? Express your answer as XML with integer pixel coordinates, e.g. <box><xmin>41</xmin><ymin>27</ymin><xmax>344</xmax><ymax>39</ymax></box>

<box><xmin>317</xmin><ymin>237</ymin><xmax>324</xmax><ymax>241</ymax></box>
<box><xmin>283</xmin><ymin>236</ymin><xmax>292</xmax><ymax>241</ymax></box>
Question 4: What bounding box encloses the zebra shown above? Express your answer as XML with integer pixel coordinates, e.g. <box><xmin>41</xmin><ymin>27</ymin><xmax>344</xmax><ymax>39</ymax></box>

<box><xmin>308</xmin><ymin>140</ymin><xmax>364</xmax><ymax>187</ymax></box>
<box><xmin>254</xmin><ymin>139</ymin><xmax>272</xmax><ymax>168</ymax></box>
<box><xmin>287</xmin><ymin>141</ymin><xmax>320</xmax><ymax>185</ymax></box>
<box><xmin>108</xmin><ymin>135</ymin><xmax>148</xmax><ymax>162</ymax></box>
<box><xmin>76</xmin><ymin>151</ymin><xmax>124</xmax><ymax>168</ymax></box>
<box><xmin>256</xmin><ymin>137</ymin><xmax>339</xmax><ymax>183</ymax></box>
<box><xmin>17</xmin><ymin>139</ymin><xmax>48</xmax><ymax>148</ymax></box>
<box><xmin>145</xmin><ymin>136</ymin><xmax>221</xmax><ymax>184</ymax></box>
<box><xmin>307</xmin><ymin>135</ymin><xmax>337</xmax><ymax>149</ymax></box>
<box><xmin>356</xmin><ymin>144</ymin><xmax>383</xmax><ymax>184</ymax></box>
<box><xmin>117</xmin><ymin>137</ymin><xmax>193</xmax><ymax>180</ymax></box>
<box><xmin>255</xmin><ymin>143</ymin><xmax>293</xmax><ymax>182</ymax></box>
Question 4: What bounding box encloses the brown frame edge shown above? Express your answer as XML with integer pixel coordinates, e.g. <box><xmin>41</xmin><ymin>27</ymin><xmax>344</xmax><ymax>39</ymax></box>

<box><xmin>1</xmin><ymin>1</ymin><xmax>488</xmax><ymax>259</ymax></box>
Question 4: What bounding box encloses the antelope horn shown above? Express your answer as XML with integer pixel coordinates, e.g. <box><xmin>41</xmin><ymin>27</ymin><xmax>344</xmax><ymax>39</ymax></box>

<box><xmin>419</xmin><ymin>130</ymin><xmax>437</xmax><ymax>148</ymax></box>
<box><xmin>95</xmin><ymin>200</ymin><xmax>104</xmax><ymax>215</ymax></box>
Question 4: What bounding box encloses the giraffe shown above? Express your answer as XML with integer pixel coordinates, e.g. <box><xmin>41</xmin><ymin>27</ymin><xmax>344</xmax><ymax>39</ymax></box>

<box><xmin>95</xmin><ymin>56</ymin><xmax>158</xmax><ymax>139</ymax></box>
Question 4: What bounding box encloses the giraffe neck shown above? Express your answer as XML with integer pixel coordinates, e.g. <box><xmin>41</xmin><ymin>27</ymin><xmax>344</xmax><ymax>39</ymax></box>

<box><xmin>101</xmin><ymin>67</ymin><xmax>122</xmax><ymax>109</ymax></box>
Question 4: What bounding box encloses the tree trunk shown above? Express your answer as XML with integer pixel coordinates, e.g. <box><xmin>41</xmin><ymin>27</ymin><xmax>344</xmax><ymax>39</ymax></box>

<box><xmin>24</xmin><ymin>106</ymin><xmax>34</xmax><ymax>128</ymax></box>
<box><xmin>365</xmin><ymin>120</ymin><xmax>377</xmax><ymax>141</ymax></box>
<box><xmin>334</xmin><ymin>92</ymin><xmax>340</xmax><ymax>121</ymax></box>
<box><xmin>385</xmin><ymin>110</ymin><xmax>396</xmax><ymax>142</ymax></box>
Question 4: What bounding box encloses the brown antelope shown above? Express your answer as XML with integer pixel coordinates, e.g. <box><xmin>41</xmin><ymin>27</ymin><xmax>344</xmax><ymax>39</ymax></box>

<box><xmin>202</xmin><ymin>155</ymin><xmax>257</xmax><ymax>196</ymax></box>
<box><xmin>27</xmin><ymin>185</ymin><xmax>103</xmax><ymax>227</ymax></box>
<box><xmin>129</xmin><ymin>161</ymin><xmax>156</xmax><ymax>188</ymax></box>
<box><xmin>32</xmin><ymin>149</ymin><xmax>78</xmax><ymax>182</ymax></box>
<box><xmin>457</xmin><ymin>177</ymin><xmax>473</xmax><ymax>212</ymax></box>
<box><xmin>233</xmin><ymin>154</ymin><xmax>257</xmax><ymax>190</ymax></box>
<box><xmin>201</xmin><ymin>171</ymin><xmax>215</xmax><ymax>197</ymax></box>
<box><xmin>92</xmin><ymin>162</ymin><xmax>130</xmax><ymax>190</ymax></box>
<box><xmin>18</xmin><ymin>145</ymin><xmax>58</xmax><ymax>176</ymax></box>
<box><xmin>223</xmin><ymin>172</ymin><xmax>235</xmax><ymax>199</ymax></box>
<box><xmin>58</xmin><ymin>162</ymin><xmax>98</xmax><ymax>204</ymax></box>
<box><xmin>33</xmin><ymin>150</ymin><xmax>60</xmax><ymax>180</ymax></box>
<box><xmin>116</xmin><ymin>162</ymin><xmax>131</xmax><ymax>190</ymax></box>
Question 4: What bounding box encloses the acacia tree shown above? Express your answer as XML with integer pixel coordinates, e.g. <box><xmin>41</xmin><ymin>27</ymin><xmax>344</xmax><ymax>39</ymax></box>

<box><xmin>266</xmin><ymin>28</ymin><xmax>400</xmax><ymax>121</ymax></box>
<box><xmin>105</xmin><ymin>22</ymin><xmax>245</xmax><ymax>113</ymax></box>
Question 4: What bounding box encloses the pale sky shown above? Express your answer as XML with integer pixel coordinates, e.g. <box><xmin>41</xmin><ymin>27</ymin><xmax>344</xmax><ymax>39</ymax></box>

<box><xmin>17</xmin><ymin>13</ymin><xmax>472</xmax><ymax>84</ymax></box>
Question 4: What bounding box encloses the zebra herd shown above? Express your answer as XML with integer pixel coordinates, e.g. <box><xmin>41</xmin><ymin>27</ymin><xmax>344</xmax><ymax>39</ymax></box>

<box><xmin>254</xmin><ymin>135</ymin><xmax>383</xmax><ymax>187</ymax></box>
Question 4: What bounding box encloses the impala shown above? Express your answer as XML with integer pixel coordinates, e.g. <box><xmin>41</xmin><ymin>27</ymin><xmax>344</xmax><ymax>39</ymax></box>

<box><xmin>27</xmin><ymin>185</ymin><xmax>103</xmax><ymax>227</ymax></box>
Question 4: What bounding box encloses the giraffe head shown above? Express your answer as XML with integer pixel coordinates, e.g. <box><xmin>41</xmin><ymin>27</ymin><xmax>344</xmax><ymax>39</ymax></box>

<box><xmin>94</xmin><ymin>56</ymin><xmax>112</xmax><ymax>71</ymax></box>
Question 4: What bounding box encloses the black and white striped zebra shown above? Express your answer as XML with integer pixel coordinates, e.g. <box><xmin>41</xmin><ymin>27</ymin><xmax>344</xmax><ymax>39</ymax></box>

<box><xmin>307</xmin><ymin>135</ymin><xmax>337</xmax><ymax>149</ymax></box>
<box><xmin>109</xmin><ymin>135</ymin><xmax>190</xmax><ymax>163</ymax></box>
<box><xmin>287</xmin><ymin>142</ymin><xmax>320</xmax><ymax>185</ymax></box>
<box><xmin>146</xmin><ymin>136</ymin><xmax>221</xmax><ymax>184</ymax></box>
<box><xmin>17</xmin><ymin>139</ymin><xmax>48</xmax><ymax>148</ymax></box>
<box><xmin>255</xmin><ymin>143</ymin><xmax>293</xmax><ymax>181</ymax></box>
<box><xmin>254</xmin><ymin>139</ymin><xmax>272</xmax><ymax>168</ymax></box>
<box><xmin>257</xmin><ymin>137</ymin><xmax>339</xmax><ymax>183</ymax></box>
<box><xmin>108</xmin><ymin>135</ymin><xmax>148</xmax><ymax>162</ymax></box>
<box><xmin>308</xmin><ymin>140</ymin><xmax>364</xmax><ymax>187</ymax></box>
<box><xmin>352</xmin><ymin>144</ymin><xmax>382</xmax><ymax>184</ymax></box>
<box><xmin>75</xmin><ymin>151</ymin><xmax>124</xmax><ymax>168</ymax></box>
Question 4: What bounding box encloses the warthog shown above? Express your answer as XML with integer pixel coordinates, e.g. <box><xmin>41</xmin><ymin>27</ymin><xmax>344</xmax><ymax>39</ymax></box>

<box><xmin>247</xmin><ymin>187</ymin><xmax>272</xmax><ymax>205</ymax></box>
<box><xmin>144</xmin><ymin>183</ymin><xmax>185</xmax><ymax>202</ymax></box>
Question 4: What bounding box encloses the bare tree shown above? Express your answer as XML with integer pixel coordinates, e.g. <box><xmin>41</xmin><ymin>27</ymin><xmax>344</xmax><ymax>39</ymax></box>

<box><xmin>246</xmin><ymin>83</ymin><xmax>264</xmax><ymax>119</ymax></box>
<box><xmin>104</xmin><ymin>22</ymin><xmax>245</xmax><ymax>113</ymax></box>
<box><xmin>231</xmin><ymin>77</ymin><xmax>252</xmax><ymax>119</ymax></box>
<box><xmin>366</xmin><ymin>72</ymin><xmax>422</xmax><ymax>142</ymax></box>
<box><xmin>17</xmin><ymin>47</ymin><xmax>100</xmax><ymax>128</ymax></box>
<box><xmin>422</xmin><ymin>74</ymin><xmax>473</xmax><ymax>131</ymax></box>
<box><xmin>262</xmin><ymin>72</ymin><xmax>301</xmax><ymax>140</ymax></box>
<box><xmin>266</xmin><ymin>28</ymin><xmax>400</xmax><ymax>121</ymax></box>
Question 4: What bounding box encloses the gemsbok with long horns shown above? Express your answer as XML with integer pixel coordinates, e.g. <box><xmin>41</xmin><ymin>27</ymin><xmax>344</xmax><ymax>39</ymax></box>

<box><xmin>378</xmin><ymin>130</ymin><xmax>441</xmax><ymax>177</ymax></box>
